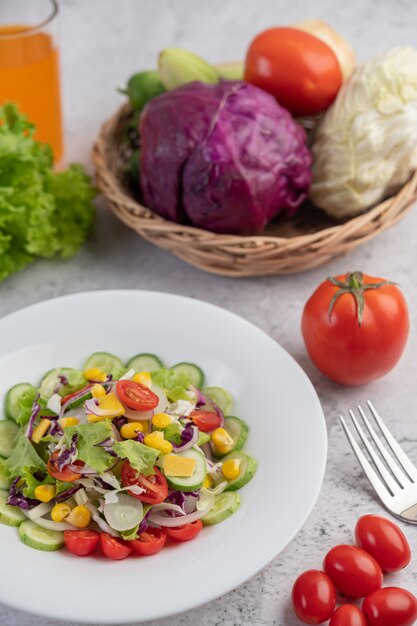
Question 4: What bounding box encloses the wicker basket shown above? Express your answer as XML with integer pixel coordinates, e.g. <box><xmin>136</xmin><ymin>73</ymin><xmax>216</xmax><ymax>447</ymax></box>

<box><xmin>92</xmin><ymin>103</ymin><xmax>417</xmax><ymax>277</ymax></box>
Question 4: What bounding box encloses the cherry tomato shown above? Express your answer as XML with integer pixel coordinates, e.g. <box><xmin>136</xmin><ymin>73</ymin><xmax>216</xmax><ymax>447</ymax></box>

<box><xmin>130</xmin><ymin>528</ymin><xmax>166</xmax><ymax>556</ymax></box>
<box><xmin>64</xmin><ymin>530</ymin><xmax>100</xmax><ymax>556</ymax></box>
<box><xmin>244</xmin><ymin>27</ymin><xmax>342</xmax><ymax>116</ymax></box>
<box><xmin>116</xmin><ymin>380</ymin><xmax>159</xmax><ymax>411</ymax></box>
<box><xmin>324</xmin><ymin>545</ymin><xmax>383</xmax><ymax>598</ymax></box>
<box><xmin>61</xmin><ymin>384</ymin><xmax>92</xmax><ymax>406</ymax></box>
<box><xmin>329</xmin><ymin>605</ymin><xmax>367</xmax><ymax>626</ymax></box>
<box><xmin>355</xmin><ymin>515</ymin><xmax>411</xmax><ymax>573</ymax></box>
<box><xmin>292</xmin><ymin>569</ymin><xmax>336</xmax><ymax>624</ymax></box>
<box><xmin>100</xmin><ymin>533</ymin><xmax>132</xmax><ymax>560</ymax></box>
<box><xmin>302</xmin><ymin>271</ymin><xmax>409</xmax><ymax>386</ymax></box>
<box><xmin>47</xmin><ymin>452</ymin><xmax>84</xmax><ymax>482</ymax></box>
<box><xmin>362</xmin><ymin>587</ymin><xmax>417</xmax><ymax>626</ymax></box>
<box><xmin>121</xmin><ymin>462</ymin><xmax>168</xmax><ymax>505</ymax></box>
<box><xmin>164</xmin><ymin>520</ymin><xmax>203</xmax><ymax>542</ymax></box>
<box><xmin>189</xmin><ymin>410</ymin><xmax>222</xmax><ymax>432</ymax></box>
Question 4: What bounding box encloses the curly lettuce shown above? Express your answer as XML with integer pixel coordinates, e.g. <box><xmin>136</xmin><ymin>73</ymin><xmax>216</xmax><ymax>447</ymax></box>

<box><xmin>0</xmin><ymin>103</ymin><xmax>95</xmax><ymax>281</ymax></box>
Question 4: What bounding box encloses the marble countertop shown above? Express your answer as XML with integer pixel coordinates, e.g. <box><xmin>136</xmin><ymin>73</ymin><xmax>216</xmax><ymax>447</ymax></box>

<box><xmin>1</xmin><ymin>0</ymin><xmax>417</xmax><ymax>624</ymax></box>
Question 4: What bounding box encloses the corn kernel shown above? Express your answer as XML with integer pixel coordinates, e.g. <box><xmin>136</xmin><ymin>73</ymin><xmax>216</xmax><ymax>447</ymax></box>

<box><xmin>66</xmin><ymin>505</ymin><xmax>91</xmax><ymax>528</ymax></box>
<box><xmin>152</xmin><ymin>413</ymin><xmax>172</xmax><ymax>429</ymax></box>
<box><xmin>211</xmin><ymin>428</ymin><xmax>234</xmax><ymax>456</ymax></box>
<box><xmin>84</xmin><ymin>367</ymin><xmax>107</xmax><ymax>382</ymax></box>
<box><xmin>222</xmin><ymin>458</ymin><xmax>241</xmax><ymax>480</ymax></box>
<box><xmin>91</xmin><ymin>383</ymin><xmax>106</xmax><ymax>398</ymax></box>
<box><xmin>138</xmin><ymin>420</ymin><xmax>150</xmax><ymax>433</ymax></box>
<box><xmin>159</xmin><ymin>440</ymin><xmax>173</xmax><ymax>454</ymax></box>
<box><xmin>98</xmin><ymin>392</ymin><xmax>124</xmax><ymax>417</ymax></box>
<box><xmin>51</xmin><ymin>502</ymin><xmax>72</xmax><ymax>522</ymax></box>
<box><xmin>203</xmin><ymin>475</ymin><xmax>213</xmax><ymax>489</ymax></box>
<box><xmin>34</xmin><ymin>484</ymin><xmax>56</xmax><ymax>503</ymax></box>
<box><xmin>31</xmin><ymin>419</ymin><xmax>52</xmax><ymax>444</ymax></box>
<box><xmin>59</xmin><ymin>416</ymin><xmax>79</xmax><ymax>429</ymax></box>
<box><xmin>120</xmin><ymin>422</ymin><xmax>144</xmax><ymax>439</ymax></box>
<box><xmin>133</xmin><ymin>372</ymin><xmax>152</xmax><ymax>387</ymax></box>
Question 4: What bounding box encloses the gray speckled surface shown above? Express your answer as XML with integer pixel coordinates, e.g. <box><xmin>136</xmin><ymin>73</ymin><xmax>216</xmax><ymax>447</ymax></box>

<box><xmin>1</xmin><ymin>0</ymin><xmax>417</xmax><ymax>624</ymax></box>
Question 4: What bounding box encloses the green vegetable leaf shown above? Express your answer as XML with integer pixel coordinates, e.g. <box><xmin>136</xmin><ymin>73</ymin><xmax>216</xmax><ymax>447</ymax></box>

<box><xmin>119</xmin><ymin>523</ymin><xmax>140</xmax><ymax>541</ymax></box>
<box><xmin>21</xmin><ymin>467</ymin><xmax>54</xmax><ymax>498</ymax></box>
<box><xmin>112</xmin><ymin>440</ymin><xmax>159</xmax><ymax>476</ymax></box>
<box><xmin>0</xmin><ymin>103</ymin><xmax>95</xmax><ymax>282</ymax></box>
<box><xmin>64</xmin><ymin>422</ymin><xmax>115</xmax><ymax>474</ymax></box>
<box><xmin>5</xmin><ymin>433</ymin><xmax>46</xmax><ymax>479</ymax></box>
<box><xmin>160</xmin><ymin>422</ymin><xmax>182</xmax><ymax>445</ymax></box>
<box><xmin>58</xmin><ymin>368</ymin><xmax>86</xmax><ymax>398</ymax></box>
<box><xmin>151</xmin><ymin>368</ymin><xmax>191</xmax><ymax>402</ymax></box>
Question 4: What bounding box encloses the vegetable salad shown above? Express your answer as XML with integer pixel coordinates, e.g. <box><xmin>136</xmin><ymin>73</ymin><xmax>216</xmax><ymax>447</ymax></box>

<box><xmin>0</xmin><ymin>352</ymin><xmax>256</xmax><ymax>558</ymax></box>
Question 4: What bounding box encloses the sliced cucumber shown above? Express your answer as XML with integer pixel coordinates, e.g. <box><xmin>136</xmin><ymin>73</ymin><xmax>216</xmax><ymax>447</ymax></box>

<box><xmin>0</xmin><ymin>466</ymin><xmax>11</xmax><ymax>490</ymax></box>
<box><xmin>82</xmin><ymin>352</ymin><xmax>124</xmax><ymax>377</ymax></box>
<box><xmin>222</xmin><ymin>451</ymin><xmax>257</xmax><ymax>491</ymax></box>
<box><xmin>126</xmin><ymin>353</ymin><xmax>164</xmax><ymax>372</ymax></box>
<box><xmin>0</xmin><ymin>490</ymin><xmax>25</xmax><ymax>527</ymax></box>
<box><xmin>202</xmin><ymin>491</ymin><xmax>240</xmax><ymax>526</ymax></box>
<box><xmin>0</xmin><ymin>420</ymin><xmax>19</xmax><ymax>458</ymax></box>
<box><xmin>163</xmin><ymin>448</ymin><xmax>206</xmax><ymax>492</ymax></box>
<box><xmin>196</xmin><ymin>431</ymin><xmax>210</xmax><ymax>447</ymax></box>
<box><xmin>224</xmin><ymin>416</ymin><xmax>249</xmax><ymax>451</ymax></box>
<box><xmin>18</xmin><ymin>519</ymin><xmax>64</xmax><ymax>551</ymax></box>
<box><xmin>202</xmin><ymin>386</ymin><xmax>233</xmax><ymax>414</ymax></box>
<box><xmin>171</xmin><ymin>363</ymin><xmax>205</xmax><ymax>387</ymax></box>
<box><xmin>4</xmin><ymin>383</ymin><xmax>36</xmax><ymax>423</ymax></box>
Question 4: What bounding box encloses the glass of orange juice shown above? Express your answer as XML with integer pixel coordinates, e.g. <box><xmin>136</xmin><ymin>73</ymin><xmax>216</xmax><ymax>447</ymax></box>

<box><xmin>0</xmin><ymin>0</ymin><xmax>63</xmax><ymax>162</ymax></box>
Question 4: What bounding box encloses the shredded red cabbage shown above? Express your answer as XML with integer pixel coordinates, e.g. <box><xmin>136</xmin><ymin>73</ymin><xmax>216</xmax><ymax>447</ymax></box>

<box><xmin>52</xmin><ymin>485</ymin><xmax>81</xmax><ymax>502</ymax></box>
<box><xmin>138</xmin><ymin>509</ymin><xmax>151</xmax><ymax>534</ymax></box>
<box><xmin>113</xmin><ymin>416</ymin><xmax>128</xmax><ymax>429</ymax></box>
<box><xmin>135</xmin><ymin>431</ymin><xmax>145</xmax><ymax>443</ymax></box>
<box><xmin>25</xmin><ymin>394</ymin><xmax>40</xmax><ymax>439</ymax></box>
<box><xmin>49</xmin><ymin>418</ymin><xmax>63</xmax><ymax>437</ymax></box>
<box><xmin>7</xmin><ymin>477</ymin><xmax>39</xmax><ymax>510</ymax></box>
<box><xmin>54</xmin><ymin>434</ymin><xmax>78</xmax><ymax>471</ymax></box>
<box><xmin>94</xmin><ymin>437</ymin><xmax>118</xmax><ymax>458</ymax></box>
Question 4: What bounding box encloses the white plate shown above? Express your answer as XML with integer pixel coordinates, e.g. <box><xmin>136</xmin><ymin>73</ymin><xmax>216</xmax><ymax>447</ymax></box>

<box><xmin>0</xmin><ymin>291</ymin><xmax>326</xmax><ymax>624</ymax></box>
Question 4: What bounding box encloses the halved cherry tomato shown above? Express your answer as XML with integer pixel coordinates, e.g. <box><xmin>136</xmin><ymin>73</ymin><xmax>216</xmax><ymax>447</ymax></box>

<box><xmin>329</xmin><ymin>605</ymin><xmax>367</xmax><ymax>626</ymax></box>
<box><xmin>324</xmin><ymin>545</ymin><xmax>383</xmax><ymax>598</ymax></box>
<box><xmin>130</xmin><ymin>528</ymin><xmax>166</xmax><ymax>556</ymax></box>
<box><xmin>61</xmin><ymin>384</ymin><xmax>93</xmax><ymax>406</ymax></box>
<box><xmin>116</xmin><ymin>380</ymin><xmax>159</xmax><ymax>411</ymax></box>
<box><xmin>244</xmin><ymin>27</ymin><xmax>342</xmax><ymax>116</ymax></box>
<box><xmin>355</xmin><ymin>515</ymin><xmax>411</xmax><ymax>573</ymax></box>
<box><xmin>292</xmin><ymin>569</ymin><xmax>336</xmax><ymax>624</ymax></box>
<box><xmin>164</xmin><ymin>519</ymin><xmax>203</xmax><ymax>542</ymax></box>
<box><xmin>64</xmin><ymin>530</ymin><xmax>100</xmax><ymax>556</ymax></box>
<box><xmin>189</xmin><ymin>410</ymin><xmax>221</xmax><ymax>432</ymax></box>
<box><xmin>362</xmin><ymin>587</ymin><xmax>417</xmax><ymax>626</ymax></box>
<box><xmin>121</xmin><ymin>462</ymin><xmax>168</xmax><ymax>504</ymax></box>
<box><xmin>47</xmin><ymin>451</ymin><xmax>84</xmax><ymax>482</ymax></box>
<box><xmin>100</xmin><ymin>533</ymin><xmax>132</xmax><ymax>560</ymax></box>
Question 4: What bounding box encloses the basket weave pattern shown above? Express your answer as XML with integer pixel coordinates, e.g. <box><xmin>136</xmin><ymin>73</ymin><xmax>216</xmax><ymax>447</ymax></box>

<box><xmin>92</xmin><ymin>103</ymin><xmax>417</xmax><ymax>277</ymax></box>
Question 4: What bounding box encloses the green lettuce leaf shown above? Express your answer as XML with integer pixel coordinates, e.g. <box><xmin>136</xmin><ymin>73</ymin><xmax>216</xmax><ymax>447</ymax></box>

<box><xmin>151</xmin><ymin>368</ymin><xmax>191</xmax><ymax>402</ymax></box>
<box><xmin>119</xmin><ymin>524</ymin><xmax>140</xmax><ymax>541</ymax></box>
<box><xmin>5</xmin><ymin>433</ymin><xmax>46</xmax><ymax>478</ymax></box>
<box><xmin>64</xmin><ymin>422</ymin><xmax>115</xmax><ymax>474</ymax></box>
<box><xmin>112</xmin><ymin>440</ymin><xmax>159</xmax><ymax>475</ymax></box>
<box><xmin>21</xmin><ymin>467</ymin><xmax>54</xmax><ymax>498</ymax></box>
<box><xmin>160</xmin><ymin>422</ymin><xmax>182</xmax><ymax>445</ymax></box>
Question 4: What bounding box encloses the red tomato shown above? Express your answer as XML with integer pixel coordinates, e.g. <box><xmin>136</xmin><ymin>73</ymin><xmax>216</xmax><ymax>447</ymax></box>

<box><xmin>355</xmin><ymin>515</ymin><xmax>411</xmax><ymax>573</ymax></box>
<box><xmin>329</xmin><ymin>605</ymin><xmax>367</xmax><ymax>626</ymax></box>
<box><xmin>244</xmin><ymin>27</ymin><xmax>342</xmax><ymax>116</ymax></box>
<box><xmin>116</xmin><ymin>380</ymin><xmax>159</xmax><ymax>411</ymax></box>
<box><xmin>292</xmin><ymin>569</ymin><xmax>336</xmax><ymax>624</ymax></box>
<box><xmin>100</xmin><ymin>533</ymin><xmax>132</xmax><ymax>560</ymax></box>
<box><xmin>301</xmin><ymin>271</ymin><xmax>409</xmax><ymax>386</ymax></box>
<box><xmin>324</xmin><ymin>545</ymin><xmax>383</xmax><ymax>598</ymax></box>
<box><xmin>362</xmin><ymin>587</ymin><xmax>417</xmax><ymax>626</ymax></box>
<box><xmin>130</xmin><ymin>528</ymin><xmax>166</xmax><ymax>556</ymax></box>
<box><xmin>164</xmin><ymin>520</ymin><xmax>203</xmax><ymax>542</ymax></box>
<box><xmin>189</xmin><ymin>410</ymin><xmax>221</xmax><ymax>432</ymax></box>
<box><xmin>64</xmin><ymin>530</ymin><xmax>100</xmax><ymax>556</ymax></box>
<box><xmin>61</xmin><ymin>384</ymin><xmax>92</xmax><ymax>406</ymax></box>
<box><xmin>47</xmin><ymin>452</ymin><xmax>84</xmax><ymax>482</ymax></box>
<box><xmin>121</xmin><ymin>462</ymin><xmax>168</xmax><ymax>504</ymax></box>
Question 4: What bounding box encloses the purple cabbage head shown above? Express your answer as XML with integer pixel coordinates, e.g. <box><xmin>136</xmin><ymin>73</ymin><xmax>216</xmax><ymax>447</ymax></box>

<box><xmin>140</xmin><ymin>80</ymin><xmax>312</xmax><ymax>234</ymax></box>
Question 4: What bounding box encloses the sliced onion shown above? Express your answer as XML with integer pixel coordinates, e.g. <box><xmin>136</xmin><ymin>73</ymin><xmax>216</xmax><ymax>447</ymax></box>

<box><xmin>119</xmin><ymin>368</ymin><xmax>135</xmax><ymax>380</ymax></box>
<box><xmin>205</xmin><ymin>481</ymin><xmax>228</xmax><ymax>496</ymax></box>
<box><xmin>103</xmin><ymin>494</ymin><xmax>143</xmax><ymax>531</ymax></box>
<box><xmin>172</xmin><ymin>425</ymin><xmax>199</xmax><ymax>453</ymax></box>
<box><xmin>151</xmin><ymin>383</ymin><xmax>168</xmax><ymax>414</ymax></box>
<box><xmin>74</xmin><ymin>488</ymin><xmax>89</xmax><ymax>506</ymax></box>
<box><xmin>23</xmin><ymin>510</ymin><xmax>75</xmax><ymax>531</ymax></box>
<box><xmin>47</xmin><ymin>393</ymin><xmax>62</xmax><ymax>415</ymax></box>
<box><xmin>124</xmin><ymin>408</ymin><xmax>153</xmax><ymax>421</ymax></box>
<box><xmin>148</xmin><ymin>493</ymin><xmax>215</xmax><ymax>527</ymax></box>
<box><xmin>60</xmin><ymin>385</ymin><xmax>94</xmax><ymax>417</ymax></box>
<box><xmin>26</xmin><ymin>502</ymin><xmax>52</xmax><ymax>520</ymax></box>
<box><xmin>148</xmin><ymin>503</ymin><xmax>185</xmax><ymax>515</ymax></box>
<box><xmin>84</xmin><ymin>398</ymin><xmax>117</xmax><ymax>417</ymax></box>
<box><xmin>84</xmin><ymin>501</ymin><xmax>119</xmax><ymax>537</ymax></box>
<box><xmin>67</xmin><ymin>463</ymin><xmax>97</xmax><ymax>475</ymax></box>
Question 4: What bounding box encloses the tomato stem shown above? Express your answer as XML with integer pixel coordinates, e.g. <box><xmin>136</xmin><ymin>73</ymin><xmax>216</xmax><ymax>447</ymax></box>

<box><xmin>327</xmin><ymin>271</ymin><xmax>395</xmax><ymax>327</ymax></box>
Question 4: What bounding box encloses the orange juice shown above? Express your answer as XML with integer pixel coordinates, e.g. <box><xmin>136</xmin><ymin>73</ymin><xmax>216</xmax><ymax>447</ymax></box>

<box><xmin>0</xmin><ymin>24</ymin><xmax>63</xmax><ymax>161</ymax></box>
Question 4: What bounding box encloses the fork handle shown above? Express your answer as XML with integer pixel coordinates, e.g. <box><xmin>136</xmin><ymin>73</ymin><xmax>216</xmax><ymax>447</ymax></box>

<box><xmin>400</xmin><ymin>504</ymin><xmax>417</xmax><ymax>524</ymax></box>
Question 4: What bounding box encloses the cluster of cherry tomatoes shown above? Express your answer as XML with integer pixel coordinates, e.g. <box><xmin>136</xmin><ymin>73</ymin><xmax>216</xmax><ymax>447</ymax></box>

<box><xmin>292</xmin><ymin>515</ymin><xmax>417</xmax><ymax>626</ymax></box>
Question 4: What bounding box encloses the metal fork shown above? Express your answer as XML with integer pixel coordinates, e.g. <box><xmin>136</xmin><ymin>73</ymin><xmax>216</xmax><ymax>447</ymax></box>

<box><xmin>340</xmin><ymin>401</ymin><xmax>417</xmax><ymax>524</ymax></box>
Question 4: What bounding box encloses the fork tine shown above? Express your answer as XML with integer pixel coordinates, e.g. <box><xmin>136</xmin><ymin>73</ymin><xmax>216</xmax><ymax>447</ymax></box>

<box><xmin>357</xmin><ymin>405</ymin><xmax>408</xmax><ymax>488</ymax></box>
<box><xmin>349</xmin><ymin>410</ymin><xmax>400</xmax><ymax>494</ymax></box>
<box><xmin>367</xmin><ymin>401</ymin><xmax>417</xmax><ymax>483</ymax></box>
<box><xmin>340</xmin><ymin>416</ymin><xmax>393</xmax><ymax>506</ymax></box>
